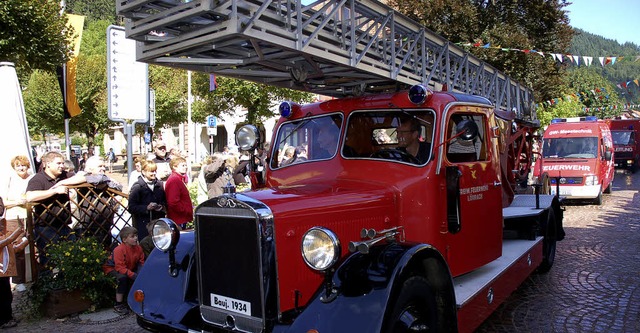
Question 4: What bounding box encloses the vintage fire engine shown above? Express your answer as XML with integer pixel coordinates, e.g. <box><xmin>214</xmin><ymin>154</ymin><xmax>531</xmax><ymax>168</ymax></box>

<box><xmin>117</xmin><ymin>0</ymin><xmax>564</xmax><ymax>332</ymax></box>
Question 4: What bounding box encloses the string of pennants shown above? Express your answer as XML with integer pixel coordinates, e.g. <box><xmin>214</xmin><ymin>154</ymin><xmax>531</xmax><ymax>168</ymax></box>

<box><xmin>457</xmin><ymin>42</ymin><xmax>640</xmax><ymax>67</ymax></box>
<box><xmin>538</xmin><ymin>81</ymin><xmax>640</xmax><ymax>112</ymax></box>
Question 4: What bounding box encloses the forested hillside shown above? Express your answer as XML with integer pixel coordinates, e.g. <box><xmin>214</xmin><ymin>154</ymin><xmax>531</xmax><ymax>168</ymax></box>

<box><xmin>569</xmin><ymin>28</ymin><xmax>640</xmax><ymax>105</ymax></box>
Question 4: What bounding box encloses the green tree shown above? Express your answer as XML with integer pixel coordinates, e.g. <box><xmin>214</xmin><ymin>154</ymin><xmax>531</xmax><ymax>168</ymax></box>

<box><xmin>566</xmin><ymin>67</ymin><xmax>623</xmax><ymax>118</ymax></box>
<box><xmin>387</xmin><ymin>0</ymin><xmax>575</xmax><ymax>117</ymax></box>
<box><xmin>63</xmin><ymin>0</ymin><xmax>117</xmax><ymax>24</ymax></box>
<box><xmin>23</xmin><ymin>20</ymin><xmax>114</xmax><ymax>151</ymax></box>
<box><xmin>190</xmin><ymin>73</ymin><xmax>314</xmax><ymax>125</ymax></box>
<box><xmin>149</xmin><ymin>65</ymin><xmax>189</xmax><ymax>128</ymax></box>
<box><xmin>0</xmin><ymin>0</ymin><xmax>73</xmax><ymax>76</ymax></box>
<box><xmin>23</xmin><ymin>70</ymin><xmax>64</xmax><ymax>137</ymax></box>
<box><xmin>536</xmin><ymin>99</ymin><xmax>582</xmax><ymax>128</ymax></box>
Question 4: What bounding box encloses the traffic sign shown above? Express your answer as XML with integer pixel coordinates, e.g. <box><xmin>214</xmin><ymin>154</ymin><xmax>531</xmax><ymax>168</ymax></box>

<box><xmin>207</xmin><ymin>115</ymin><xmax>217</xmax><ymax>127</ymax></box>
<box><xmin>107</xmin><ymin>25</ymin><xmax>149</xmax><ymax>122</ymax></box>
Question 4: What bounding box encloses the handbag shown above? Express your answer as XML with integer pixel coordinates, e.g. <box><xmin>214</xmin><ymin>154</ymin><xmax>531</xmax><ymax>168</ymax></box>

<box><xmin>0</xmin><ymin>244</ymin><xmax>17</xmax><ymax>277</ymax></box>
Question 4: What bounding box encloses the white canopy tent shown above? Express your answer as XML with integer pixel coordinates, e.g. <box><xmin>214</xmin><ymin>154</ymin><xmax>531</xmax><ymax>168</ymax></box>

<box><xmin>0</xmin><ymin>62</ymin><xmax>34</xmax><ymax>176</ymax></box>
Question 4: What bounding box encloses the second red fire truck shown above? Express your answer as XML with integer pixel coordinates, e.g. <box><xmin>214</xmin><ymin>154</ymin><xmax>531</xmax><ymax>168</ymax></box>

<box><xmin>606</xmin><ymin>118</ymin><xmax>640</xmax><ymax>172</ymax></box>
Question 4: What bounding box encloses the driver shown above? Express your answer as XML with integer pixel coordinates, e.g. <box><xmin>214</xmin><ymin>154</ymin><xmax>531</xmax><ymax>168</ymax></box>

<box><xmin>396</xmin><ymin>116</ymin><xmax>430</xmax><ymax>163</ymax></box>
<box><xmin>314</xmin><ymin>117</ymin><xmax>340</xmax><ymax>159</ymax></box>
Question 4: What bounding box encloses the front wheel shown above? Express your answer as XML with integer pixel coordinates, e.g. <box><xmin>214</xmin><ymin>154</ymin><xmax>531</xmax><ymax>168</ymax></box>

<box><xmin>593</xmin><ymin>191</ymin><xmax>603</xmax><ymax>205</ymax></box>
<box><xmin>384</xmin><ymin>276</ymin><xmax>438</xmax><ymax>333</ymax></box>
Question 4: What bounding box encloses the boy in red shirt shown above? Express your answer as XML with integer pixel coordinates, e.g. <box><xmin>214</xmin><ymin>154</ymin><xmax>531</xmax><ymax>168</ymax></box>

<box><xmin>103</xmin><ymin>226</ymin><xmax>145</xmax><ymax>314</ymax></box>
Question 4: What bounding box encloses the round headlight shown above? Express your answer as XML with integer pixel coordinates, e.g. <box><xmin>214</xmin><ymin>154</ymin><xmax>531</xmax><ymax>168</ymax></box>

<box><xmin>152</xmin><ymin>218</ymin><xmax>180</xmax><ymax>252</ymax></box>
<box><xmin>301</xmin><ymin>227</ymin><xmax>340</xmax><ymax>271</ymax></box>
<box><xmin>236</xmin><ymin>124</ymin><xmax>260</xmax><ymax>151</ymax></box>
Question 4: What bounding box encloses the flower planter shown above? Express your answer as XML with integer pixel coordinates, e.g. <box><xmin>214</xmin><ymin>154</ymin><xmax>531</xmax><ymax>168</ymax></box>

<box><xmin>42</xmin><ymin>289</ymin><xmax>92</xmax><ymax>318</ymax></box>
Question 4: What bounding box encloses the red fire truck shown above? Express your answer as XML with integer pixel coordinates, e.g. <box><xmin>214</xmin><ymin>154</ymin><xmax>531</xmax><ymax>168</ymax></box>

<box><xmin>606</xmin><ymin>118</ymin><xmax>640</xmax><ymax>173</ymax></box>
<box><xmin>117</xmin><ymin>1</ymin><xmax>564</xmax><ymax>332</ymax></box>
<box><xmin>534</xmin><ymin>116</ymin><xmax>615</xmax><ymax>205</ymax></box>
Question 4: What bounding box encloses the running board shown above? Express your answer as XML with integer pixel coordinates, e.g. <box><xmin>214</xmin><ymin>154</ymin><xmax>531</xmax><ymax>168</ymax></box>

<box><xmin>453</xmin><ymin>238</ymin><xmax>543</xmax><ymax>333</ymax></box>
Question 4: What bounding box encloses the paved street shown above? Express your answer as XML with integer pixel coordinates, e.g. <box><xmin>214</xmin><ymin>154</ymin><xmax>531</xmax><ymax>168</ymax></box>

<box><xmin>477</xmin><ymin>169</ymin><xmax>640</xmax><ymax>332</ymax></box>
<box><xmin>6</xmin><ymin>169</ymin><xmax>640</xmax><ymax>332</ymax></box>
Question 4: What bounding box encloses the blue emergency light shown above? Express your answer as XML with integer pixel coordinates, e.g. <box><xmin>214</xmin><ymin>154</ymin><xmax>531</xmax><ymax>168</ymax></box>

<box><xmin>408</xmin><ymin>84</ymin><xmax>432</xmax><ymax>105</ymax></box>
<box><xmin>551</xmin><ymin>115</ymin><xmax>598</xmax><ymax>123</ymax></box>
<box><xmin>279</xmin><ymin>101</ymin><xmax>300</xmax><ymax>118</ymax></box>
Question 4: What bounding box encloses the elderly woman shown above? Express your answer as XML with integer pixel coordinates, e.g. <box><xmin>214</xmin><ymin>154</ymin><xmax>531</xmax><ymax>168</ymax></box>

<box><xmin>0</xmin><ymin>155</ymin><xmax>33</xmax><ymax>291</ymax></box>
<box><xmin>76</xmin><ymin>156</ymin><xmax>123</xmax><ymax>249</ymax></box>
<box><xmin>165</xmin><ymin>157</ymin><xmax>193</xmax><ymax>229</ymax></box>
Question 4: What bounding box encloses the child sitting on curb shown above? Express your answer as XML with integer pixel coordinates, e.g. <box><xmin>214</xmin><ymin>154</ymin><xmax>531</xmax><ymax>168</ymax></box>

<box><xmin>103</xmin><ymin>226</ymin><xmax>145</xmax><ymax>315</ymax></box>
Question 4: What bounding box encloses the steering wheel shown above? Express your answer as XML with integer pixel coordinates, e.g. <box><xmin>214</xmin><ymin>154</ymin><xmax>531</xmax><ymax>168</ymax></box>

<box><xmin>370</xmin><ymin>149</ymin><xmax>420</xmax><ymax>164</ymax></box>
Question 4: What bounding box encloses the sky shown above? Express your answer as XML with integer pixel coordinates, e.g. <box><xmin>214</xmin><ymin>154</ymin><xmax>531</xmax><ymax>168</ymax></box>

<box><xmin>565</xmin><ymin>0</ymin><xmax>640</xmax><ymax>46</ymax></box>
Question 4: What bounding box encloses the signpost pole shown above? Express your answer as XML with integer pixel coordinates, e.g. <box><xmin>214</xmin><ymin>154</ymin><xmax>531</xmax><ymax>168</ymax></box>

<box><xmin>124</xmin><ymin>121</ymin><xmax>134</xmax><ymax>181</ymax></box>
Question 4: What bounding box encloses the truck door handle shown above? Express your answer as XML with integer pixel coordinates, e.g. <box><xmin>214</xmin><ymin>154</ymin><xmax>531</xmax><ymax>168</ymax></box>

<box><xmin>493</xmin><ymin>181</ymin><xmax>502</xmax><ymax>186</ymax></box>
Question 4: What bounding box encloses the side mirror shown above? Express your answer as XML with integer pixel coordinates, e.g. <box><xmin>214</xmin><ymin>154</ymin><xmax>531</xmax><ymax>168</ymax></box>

<box><xmin>455</xmin><ymin>119</ymin><xmax>479</xmax><ymax>141</ymax></box>
<box><xmin>604</xmin><ymin>151</ymin><xmax>612</xmax><ymax>161</ymax></box>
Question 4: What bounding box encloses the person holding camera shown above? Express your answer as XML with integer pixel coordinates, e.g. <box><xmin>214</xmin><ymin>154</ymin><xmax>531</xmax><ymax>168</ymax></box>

<box><xmin>127</xmin><ymin>160</ymin><xmax>166</xmax><ymax>240</ymax></box>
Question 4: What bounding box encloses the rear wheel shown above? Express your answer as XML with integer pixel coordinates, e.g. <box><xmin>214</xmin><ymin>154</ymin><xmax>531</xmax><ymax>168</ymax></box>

<box><xmin>384</xmin><ymin>276</ymin><xmax>438</xmax><ymax>333</ymax></box>
<box><xmin>538</xmin><ymin>209</ymin><xmax>557</xmax><ymax>273</ymax></box>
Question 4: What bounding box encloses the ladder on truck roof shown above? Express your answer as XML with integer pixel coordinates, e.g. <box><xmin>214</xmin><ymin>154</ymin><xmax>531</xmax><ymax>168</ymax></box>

<box><xmin>116</xmin><ymin>0</ymin><xmax>536</xmax><ymax>119</ymax></box>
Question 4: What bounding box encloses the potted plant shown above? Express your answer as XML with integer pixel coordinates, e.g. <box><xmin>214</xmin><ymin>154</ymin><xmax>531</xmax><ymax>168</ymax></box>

<box><xmin>24</xmin><ymin>236</ymin><xmax>115</xmax><ymax>318</ymax></box>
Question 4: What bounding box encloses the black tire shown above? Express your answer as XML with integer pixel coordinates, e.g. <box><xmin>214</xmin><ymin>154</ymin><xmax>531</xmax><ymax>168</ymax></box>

<box><xmin>594</xmin><ymin>191</ymin><xmax>603</xmax><ymax>205</ymax></box>
<box><xmin>384</xmin><ymin>276</ymin><xmax>438</xmax><ymax>333</ymax></box>
<box><xmin>538</xmin><ymin>209</ymin><xmax>557</xmax><ymax>273</ymax></box>
<box><xmin>603</xmin><ymin>181</ymin><xmax>612</xmax><ymax>194</ymax></box>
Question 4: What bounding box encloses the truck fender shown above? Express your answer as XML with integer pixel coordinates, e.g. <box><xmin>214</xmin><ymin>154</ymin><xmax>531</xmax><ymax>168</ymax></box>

<box><xmin>277</xmin><ymin>243</ymin><xmax>456</xmax><ymax>333</ymax></box>
<box><xmin>127</xmin><ymin>232</ymin><xmax>200</xmax><ymax>332</ymax></box>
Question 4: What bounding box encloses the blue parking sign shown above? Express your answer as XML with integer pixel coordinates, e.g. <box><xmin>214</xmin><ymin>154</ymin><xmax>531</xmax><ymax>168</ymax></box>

<box><xmin>144</xmin><ymin>132</ymin><xmax>151</xmax><ymax>144</ymax></box>
<box><xmin>207</xmin><ymin>115</ymin><xmax>217</xmax><ymax>127</ymax></box>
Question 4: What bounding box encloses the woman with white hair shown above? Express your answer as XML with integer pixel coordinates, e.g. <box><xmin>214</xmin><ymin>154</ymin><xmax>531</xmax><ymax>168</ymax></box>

<box><xmin>77</xmin><ymin>156</ymin><xmax>123</xmax><ymax>249</ymax></box>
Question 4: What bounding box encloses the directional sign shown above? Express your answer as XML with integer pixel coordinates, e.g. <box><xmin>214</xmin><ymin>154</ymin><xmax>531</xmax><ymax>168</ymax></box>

<box><xmin>107</xmin><ymin>25</ymin><xmax>149</xmax><ymax>122</ymax></box>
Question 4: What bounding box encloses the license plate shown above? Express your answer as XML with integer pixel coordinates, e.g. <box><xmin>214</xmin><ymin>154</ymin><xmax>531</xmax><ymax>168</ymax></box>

<box><xmin>210</xmin><ymin>293</ymin><xmax>251</xmax><ymax>316</ymax></box>
<box><xmin>550</xmin><ymin>188</ymin><xmax>571</xmax><ymax>196</ymax></box>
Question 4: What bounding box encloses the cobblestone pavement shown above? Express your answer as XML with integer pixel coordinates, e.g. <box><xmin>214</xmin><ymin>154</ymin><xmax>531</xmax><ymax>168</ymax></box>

<box><xmin>5</xmin><ymin>169</ymin><xmax>640</xmax><ymax>332</ymax></box>
<box><xmin>478</xmin><ymin>169</ymin><xmax>640</xmax><ymax>332</ymax></box>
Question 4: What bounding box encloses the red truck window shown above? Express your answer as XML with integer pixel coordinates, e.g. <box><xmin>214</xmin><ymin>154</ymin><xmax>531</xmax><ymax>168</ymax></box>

<box><xmin>271</xmin><ymin>114</ymin><xmax>343</xmax><ymax>168</ymax></box>
<box><xmin>446</xmin><ymin>114</ymin><xmax>488</xmax><ymax>163</ymax></box>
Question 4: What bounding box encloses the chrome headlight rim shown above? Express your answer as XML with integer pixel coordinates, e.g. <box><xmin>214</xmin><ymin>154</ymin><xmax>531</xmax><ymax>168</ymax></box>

<box><xmin>235</xmin><ymin>124</ymin><xmax>260</xmax><ymax>151</ymax></box>
<box><xmin>301</xmin><ymin>227</ymin><xmax>340</xmax><ymax>272</ymax></box>
<box><xmin>151</xmin><ymin>218</ymin><xmax>180</xmax><ymax>252</ymax></box>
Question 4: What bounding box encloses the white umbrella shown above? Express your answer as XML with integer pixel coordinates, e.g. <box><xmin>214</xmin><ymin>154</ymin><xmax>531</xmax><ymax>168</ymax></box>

<box><xmin>0</xmin><ymin>62</ymin><xmax>34</xmax><ymax>175</ymax></box>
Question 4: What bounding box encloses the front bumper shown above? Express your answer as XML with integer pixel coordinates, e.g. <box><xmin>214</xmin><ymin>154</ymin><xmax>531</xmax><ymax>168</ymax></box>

<box><xmin>550</xmin><ymin>184</ymin><xmax>601</xmax><ymax>199</ymax></box>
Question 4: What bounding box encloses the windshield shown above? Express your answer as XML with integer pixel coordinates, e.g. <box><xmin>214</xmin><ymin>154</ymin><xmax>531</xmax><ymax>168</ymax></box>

<box><xmin>271</xmin><ymin>114</ymin><xmax>343</xmax><ymax>168</ymax></box>
<box><xmin>343</xmin><ymin>110</ymin><xmax>435</xmax><ymax>165</ymax></box>
<box><xmin>611</xmin><ymin>131</ymin><xmax>633</xmax><ymax>145</ymax></box>
<box><xmin>542</xmin><ymin>137</ymin><xmax>598</xmax><ymax>158</ymax></box>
